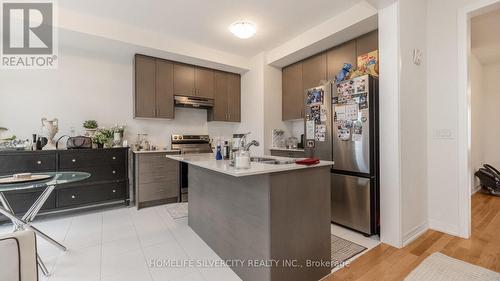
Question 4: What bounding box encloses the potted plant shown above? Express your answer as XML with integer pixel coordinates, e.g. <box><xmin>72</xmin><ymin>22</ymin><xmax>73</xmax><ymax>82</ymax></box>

<box><xmin>83</xmin><ymin>120</ymin><xmax>98</xmax><ymax>137</ymax></box>
<box><xmin>92</xmin><ymin>128</ymin><xmax>113</xmax><ymax>148</ymax></box>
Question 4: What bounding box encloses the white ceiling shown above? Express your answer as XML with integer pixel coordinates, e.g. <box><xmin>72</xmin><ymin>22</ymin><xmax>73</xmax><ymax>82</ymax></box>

<box><xmin>58</xmin><ymin>0</ymin><xmax>364</xmax><ymax>57</ymax></box>
<box><xmin>472</xmin><ymin>8</ymin><xmax>500</xmax><ymax>65</ymax></box>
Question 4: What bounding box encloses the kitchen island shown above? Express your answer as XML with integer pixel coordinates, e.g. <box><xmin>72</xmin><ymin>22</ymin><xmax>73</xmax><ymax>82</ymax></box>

<box><xmin>167</xmin><ymin>153</ymin><xmax>333</xmax><ymax>281</ymax></box>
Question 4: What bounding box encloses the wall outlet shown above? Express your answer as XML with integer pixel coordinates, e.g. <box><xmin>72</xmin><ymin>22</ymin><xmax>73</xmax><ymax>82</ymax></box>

<box><xmin>432</xmin><ymin>129</ymin><xmax>455</xmax><ymax>139</ymax></box>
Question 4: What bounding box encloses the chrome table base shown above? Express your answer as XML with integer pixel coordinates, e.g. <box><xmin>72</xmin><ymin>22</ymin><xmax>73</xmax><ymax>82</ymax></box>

<box><xmin>0</xmin><ymin>185</ymin><xmax>66</xmax><ymax>276</ymax></box>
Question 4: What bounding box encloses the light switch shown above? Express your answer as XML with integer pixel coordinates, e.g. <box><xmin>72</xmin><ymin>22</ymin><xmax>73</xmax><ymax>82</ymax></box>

<box><xmin>432</xmin><ymin>129</ymin><xmax>455</xmax><ymax>139</ymax></box>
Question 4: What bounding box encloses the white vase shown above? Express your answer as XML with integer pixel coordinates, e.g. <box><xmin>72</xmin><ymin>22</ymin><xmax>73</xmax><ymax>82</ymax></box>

<box><xmin>85</xmin><ymin>128</ymin><xmax>97</xmax><ymax>137</ymax></box>
<box><xmin>41</xmin><ymin>118</ymin><xmax>58</xmax><ymax>150</ymax></box>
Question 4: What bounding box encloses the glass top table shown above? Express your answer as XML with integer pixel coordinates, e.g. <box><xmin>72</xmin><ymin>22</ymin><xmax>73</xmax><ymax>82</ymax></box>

<box><xmin>0</xmin><ymin>171</ymin><xmax>90</xmax><ymax>276</ymax></box>
<box><xmin>0</xmin><ymin>171</ymin><xmax>90</xmax><ymax>192</ymax></box>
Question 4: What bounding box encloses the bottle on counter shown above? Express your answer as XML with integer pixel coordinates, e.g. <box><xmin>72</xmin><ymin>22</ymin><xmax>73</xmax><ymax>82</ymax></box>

<box><xmin>223</xmin><ymin>140</ymin><xmax>231</xmax><ymax>160</ymax></box>
<box><xmin>215</xmin><ymin>139</ymin><xmax>223</xmax><ymax>160</ymax></box>
<box><xmin>32</xmin><ymin>134</ymin><xmax>37</xmax><ymax>151</ymax></box>
<box><xmin>36</xmin><ymin>137</ymin><xmax>42</xmax><ymax>150</ymax></box>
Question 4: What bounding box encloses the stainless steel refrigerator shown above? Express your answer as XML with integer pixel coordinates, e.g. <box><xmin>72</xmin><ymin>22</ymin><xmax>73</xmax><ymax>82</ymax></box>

<box><xmin>304</xmin><ymin>75</ymin><xmax>379</xmax><ymax>236</ymax></box>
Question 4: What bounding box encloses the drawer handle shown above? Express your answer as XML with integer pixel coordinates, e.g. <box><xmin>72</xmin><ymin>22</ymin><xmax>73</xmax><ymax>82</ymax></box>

<box><xmin>72</xmin><ymin>159</ymin><xmax>76</xmax><ymax>163</ymax></box>
<box><xmin>37</xmin><ymin>160</ymin><xmax>42</xmax><ymax>165</ymax></box>
<box><xmin>112</xmin><ymin>156</ymin><xmax>116</xmax><ymax>160</ymax></box>
<box><xmin>112</xmin><ymin>170</ymin><xmax>116</xmax><ymax>174</ymax></box>
<box><xmin>112</xmin><ymin>189</ymin><xmax>116</xmax><ymax>193</ymax></box>
<box><xmin>71</xmin><ymin>195</ymin><xmax>76</xmax><ymax>199</ymax></box>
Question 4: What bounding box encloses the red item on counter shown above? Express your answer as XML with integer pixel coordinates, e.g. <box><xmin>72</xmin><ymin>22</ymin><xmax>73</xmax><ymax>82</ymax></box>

<box><xmin>295</xmin><ymin>158</ymin><xmax>320</xmax><ymax>166</ymax></box>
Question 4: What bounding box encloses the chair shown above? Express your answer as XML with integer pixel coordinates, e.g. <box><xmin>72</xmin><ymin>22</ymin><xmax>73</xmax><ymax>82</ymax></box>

<box><xmin>0</xmin><ymin>230</ymin><xmax>38</xmax><ymax>281</ymax></box>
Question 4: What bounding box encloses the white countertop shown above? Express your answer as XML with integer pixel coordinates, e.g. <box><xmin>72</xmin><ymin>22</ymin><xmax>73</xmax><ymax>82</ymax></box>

<box><xmin>166</xmin><ymin>153</ymin><xmax>333</xmax><ymax>177</ymax></box>
<box><xmin>269</xmin><ymin>147</ymin><xmax>305</xmax><ymax>152</ymax></box>
<box><xmin>132</xmin><ymin>149</ymin><xmax>180</xmax><ymax>154</ymax></box>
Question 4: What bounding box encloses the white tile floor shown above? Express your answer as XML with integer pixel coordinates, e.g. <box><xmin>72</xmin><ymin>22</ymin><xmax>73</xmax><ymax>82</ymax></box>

<box><xmin>0</xmin><ymin>204</ymin><xmax>380</xmax><ymax>281</ymax></box>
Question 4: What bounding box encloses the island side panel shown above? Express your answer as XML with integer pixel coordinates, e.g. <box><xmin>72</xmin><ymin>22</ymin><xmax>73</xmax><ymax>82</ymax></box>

<box><xmin>270</xmin><ymin>166</ymin><xmax>331</xmax><ymax>281</ymax></box>
<box><xmin>188</xmin><ymin>165</ymin><xmax>272</xmax><ymax>281</ymax></box>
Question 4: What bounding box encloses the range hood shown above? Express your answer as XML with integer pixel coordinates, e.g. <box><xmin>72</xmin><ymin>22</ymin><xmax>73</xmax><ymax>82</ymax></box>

<box><xmin>174</xmin><ymin>95</ymin><xmax>214</xmax><ymax>109</ymax></box>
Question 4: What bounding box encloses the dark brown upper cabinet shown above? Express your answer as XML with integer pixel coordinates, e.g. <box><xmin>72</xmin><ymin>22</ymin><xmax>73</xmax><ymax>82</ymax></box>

<box><xmin>174</xmin><ymin>63</ymin><xmax>214</xmax><ymax>99</ymax></box>
<box><xmin>195</xmin><ymin>67</ymin><xmax>215</xmax><ymax>99</ymax></box>
<box><xmin>227</xmin><ymin>73</ymin><xmax>241</xmax><ymax>122</ymax></box>
<box><xmin>281</xmin><ymin>30</ymin><xmax>378</xmax><ymax>121</ymax></box>
<box><xmin>327</xmin><ymin>40</ymin><xmax>357</xmax><ymax>81</ymax></box>
<box><xmin>135</xmin><ymin>55</ymin><xmax>174</xmax><ymax>119</ymax></box>
<box><xmin>356</xmin><ymin>30</ymin><xmax>379</xmax><ymax>58</ymax></box>
<box><xmin>155</xmin><ymin>60</ymin><xmax>175</xmax><ymax>119</ymax></box>
<box><xmin>282</xmin><ymin>62</ymin><xmax>304</xmax><ymax>121</ymax></box>
<box><xmin>302</xmin><ymin>53</ymin><xmax>327</xmax><ymax>90</ymax></box>
<box><xmin>135</xmin><ymin>55</ymin><xmax>156</xmax><ymax>118</ymax></box>
<box><xmin>135</xmin><ymin>54</ymin><xmax>239</xmax><ymax>121</ymax></box>
<box><xmin>208</xmin><ymin>71</ymin><xmax>241</xmax><ymax>122</ymax></box>
<box><xmin>173</xmin><ymin>63</ymin><xmax>195</xmax><ymax>97</ymax></box>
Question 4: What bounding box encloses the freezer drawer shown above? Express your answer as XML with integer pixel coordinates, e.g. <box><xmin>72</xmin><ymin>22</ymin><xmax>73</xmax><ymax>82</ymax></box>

<box><xmin>331</xmin><ymin>173</ymin><xmax>371</xmax><ymax>234</ymax></box>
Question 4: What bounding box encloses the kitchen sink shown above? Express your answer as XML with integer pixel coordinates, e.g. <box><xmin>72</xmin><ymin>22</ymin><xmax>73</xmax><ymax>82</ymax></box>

<box><xmin>250</xmin><ymin>157</ymin><xmax>295</xmax><ymax>165</ymax></box>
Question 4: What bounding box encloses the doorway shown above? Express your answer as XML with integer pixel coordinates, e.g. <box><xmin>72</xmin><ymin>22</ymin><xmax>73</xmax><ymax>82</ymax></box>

<box><xmin>458</xmin><ymin>0</ymin><xmax>500</xmax><ymax>238</ymax></box>
<box><xmin>470</xmin><ymin>7</ymin><xmax>500</xmax><ymax>194</ymax></box>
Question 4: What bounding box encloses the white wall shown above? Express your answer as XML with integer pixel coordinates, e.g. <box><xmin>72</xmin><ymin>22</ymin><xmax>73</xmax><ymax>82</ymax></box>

<box><xmin>426</xmin><ymin>0</ymin><xmax>500</xmax><ymax>237</ymax></box>
<box><xmin>262</xmin><ymin>61</ymin><xmax>294</xmax><ymax>154</ymax></box>
<box><xmin>481</xmin><ymin>62</ymin><xmax>500</xmax><ymax>167</ymax></box>
<box><xmin>398</xmin><ymin>0</ymin><xmax>428</xmax><ymax>245</ymax></box>
<box><xmin>237</xmin><ymin>53</ymin><xmax>266</xmax><ymax>155</ymax></box>
<box><xmin>470</xmin><ymin>54</ymin><xmax>485</xmax><ymax>190</ymax></box>
<box><xmin>377</xmin><ymin>2</ymin><xmax>403</xmax><ymax>248</ymax></box>
<box><xmin>0</xmin><ymin>43</ymin><xmax>239</xmax><ymax>149</ymax></box>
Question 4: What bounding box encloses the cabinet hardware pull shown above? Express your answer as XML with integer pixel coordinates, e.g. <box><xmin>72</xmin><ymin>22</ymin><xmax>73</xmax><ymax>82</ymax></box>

<box><xmin>71</xmin><ymin>195</ymin><xmax>76</xmax><ymax>199</ymax></box>
<box><xmin>112</xmin><ymin>170</ymin><xmax>116</xmax><ymax>174</ymax></box>
<box><xmin>112</xmin><ymin>189</ymin><xmax>116</xmax><ymax>193</ymax></box>
<box><xmin>36</xmin><ymin>160</ymin><xmax>42</xmax><ymax>165</ymax></box>
<box><xmin>72</xmin><ymin>159</ymin><xmax>76</xmax><ymax>163</ymax></box>
<box><xmin>112</xmin><ymin>156</ymin><xmax>116</xmax><ymax>160</ymax></box>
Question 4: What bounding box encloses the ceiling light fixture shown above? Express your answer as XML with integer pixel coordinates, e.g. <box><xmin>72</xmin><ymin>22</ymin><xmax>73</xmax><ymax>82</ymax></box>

<box><xmin>229</xmin><ymin>21</ymin><xmax>256</xmax><ymax>39</ymax></box>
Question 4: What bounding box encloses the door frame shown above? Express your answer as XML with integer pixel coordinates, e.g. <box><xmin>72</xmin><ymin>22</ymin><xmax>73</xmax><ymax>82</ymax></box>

<box><xmin>457</xmin><ymin>0</ymin><xmax>500</xmax><ymax>238</ymax></box>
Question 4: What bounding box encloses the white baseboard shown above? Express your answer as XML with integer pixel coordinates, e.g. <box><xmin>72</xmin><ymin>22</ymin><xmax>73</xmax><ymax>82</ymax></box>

<box><xmin>402</xmin><ymin>222</ymin><xmax>428</xmax><ymax>247</ymax></box>
<box><xmin>472</xmin><ymin>185</ymin><xmax>482</xmax><ymax>195</ymax></box>
<box><xmin>428</xmin><ymin>219</ymin><xmax>460</xmax><ymax>237</ymax></box>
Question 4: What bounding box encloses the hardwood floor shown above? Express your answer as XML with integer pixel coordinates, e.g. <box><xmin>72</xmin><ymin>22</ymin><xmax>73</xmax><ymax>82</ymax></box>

<box><xmin>322</xmin><ymin>192</ymin><xmax>500</xmax><ymax>281</ymax></box>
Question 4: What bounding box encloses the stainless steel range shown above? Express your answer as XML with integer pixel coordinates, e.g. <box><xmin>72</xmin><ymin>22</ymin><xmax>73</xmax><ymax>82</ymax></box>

<box><xmin>171</xmin><ymin>135</ymin><xmax>212</xmax><ymax>201</ymax></box>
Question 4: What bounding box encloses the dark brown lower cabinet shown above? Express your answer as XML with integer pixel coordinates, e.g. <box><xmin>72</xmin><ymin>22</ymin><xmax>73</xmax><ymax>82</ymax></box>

<box><xmin>0</xmin><ymin>148</ymin><xmax>129</xmax><ymax>222</ymax></box>
<box><xmin>133</xmin><ymin>151</ymin><xmax>180</xmax><ymax>209</ymax></box>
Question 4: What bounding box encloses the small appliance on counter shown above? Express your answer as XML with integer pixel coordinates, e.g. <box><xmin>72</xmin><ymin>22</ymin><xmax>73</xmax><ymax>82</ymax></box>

<box><xmin>299</xmin><ymin>134</ymin><xmax>304</xmax><ymax>149</ymax></box>
<box><xmin>171</xmin><ymin>134</ymin><xmax>213</xmax><ymax>202</ymax></box>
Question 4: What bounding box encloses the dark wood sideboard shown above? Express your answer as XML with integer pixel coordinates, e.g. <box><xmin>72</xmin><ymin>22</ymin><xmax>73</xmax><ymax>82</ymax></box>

<box><xmin>0</xmin><ymin>147</ymin><xmax>129</xmax><ymax>222</ymax></box>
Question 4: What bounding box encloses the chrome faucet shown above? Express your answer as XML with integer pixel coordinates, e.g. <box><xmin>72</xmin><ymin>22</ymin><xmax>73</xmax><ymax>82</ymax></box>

<box><xmin>243</xmin><ymin>140</ymin><xmax>260</xmax><ymax>151</ymax></box>
<box><xmin>238</xmin><ymin>132</ymin><xmax>259</xmax><ymax>151</ymax></box>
